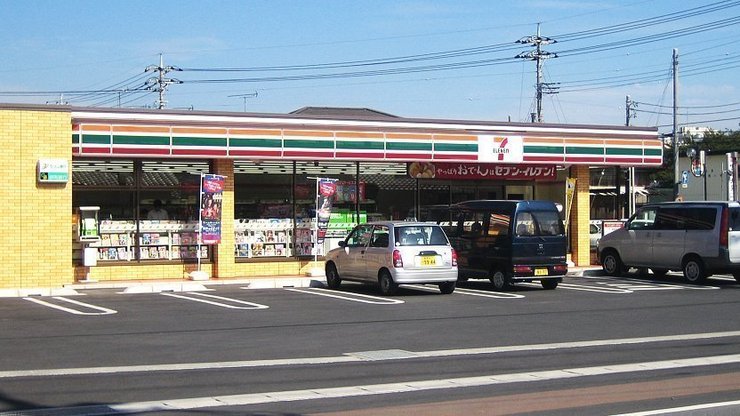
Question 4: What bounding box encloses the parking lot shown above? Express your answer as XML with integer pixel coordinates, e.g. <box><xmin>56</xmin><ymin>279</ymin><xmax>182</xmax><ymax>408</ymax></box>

<box><xmin>1</xmin><ymin>270</ymin><xmax>739</xmax><ymax>415</ymax></box>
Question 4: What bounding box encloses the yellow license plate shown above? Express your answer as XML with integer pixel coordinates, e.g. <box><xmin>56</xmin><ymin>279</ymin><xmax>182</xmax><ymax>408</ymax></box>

<box><xmin>420</xmin><ymin>256</ymin><xmax>437</xmax><ymax>266</ymax></box>
<box><xmin>534</xmin><ymin>268</ymin><xmax>548</xmax><ymax>276</ymax></box>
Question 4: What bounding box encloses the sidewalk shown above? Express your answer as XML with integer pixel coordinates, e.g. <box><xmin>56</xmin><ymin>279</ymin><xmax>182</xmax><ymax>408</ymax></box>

<box><xmin>0</xmin><ymin>265</ymin><xmax>603</xmax><ymax>298</ymax></box>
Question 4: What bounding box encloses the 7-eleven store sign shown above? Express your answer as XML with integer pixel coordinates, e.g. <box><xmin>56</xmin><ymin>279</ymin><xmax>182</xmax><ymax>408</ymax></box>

<box><xmin>478</xmin><ymin>135</ymin><xmax>523</xmax><ymax>163</ymax></box>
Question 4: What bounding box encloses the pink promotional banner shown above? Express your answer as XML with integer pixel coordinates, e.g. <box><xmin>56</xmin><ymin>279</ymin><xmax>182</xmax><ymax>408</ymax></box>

<box><xmin>199</xmin><ymin>174</ymin><xmax>225</xmax><ymax>244</ymax></box>
<box><xmin>408</xmin><ymin>162</ymin><xmax>557</xmax><ymax>181</ymax></box>
<box><xmin>316</xmin><ymin>179</ymin><xmax>337</xmax><ymax>244</ymax></box>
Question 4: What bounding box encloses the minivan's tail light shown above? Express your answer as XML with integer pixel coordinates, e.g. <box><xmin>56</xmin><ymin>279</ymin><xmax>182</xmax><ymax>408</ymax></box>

<box><xmin>553</xmin><ymin>264</ymin><xmax>568</xmax><ymax>273</ymax></box>
<box><xmin>720</xmin><ymin>206</ymin><xmax>729</xmax><ymax>248</ymax></box>
<box><xmin>392</xmin><ymin>249</ymin><xmax>404</xmax><ymax>268</ymax></box>
<box><xmin>513</xmin><ymin>265</ymin><xmax>532</xmax><ymax>274</ymax></box>
<box><xmin>451</xmin><ymin>248</ymin><xmax>458</xmax><ymax>266</ymax></box>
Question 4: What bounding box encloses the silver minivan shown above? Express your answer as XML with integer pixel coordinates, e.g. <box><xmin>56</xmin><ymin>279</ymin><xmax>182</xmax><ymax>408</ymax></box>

<box><xmin>598</xmin><ymin>201</ymin><xmax>740</xmax><ymax>283</ymax></box>
<box><xmin>324</xmin><ymin>221</ymin><xmax>458</xmax><ymax>295</ymax></box>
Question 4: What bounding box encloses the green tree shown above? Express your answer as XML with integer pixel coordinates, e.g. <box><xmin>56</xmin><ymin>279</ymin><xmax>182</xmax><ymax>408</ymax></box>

<box><xmin>647</xmin><ymin>129</ymin><xmax>739</xmax><ymax>188</ymax></box>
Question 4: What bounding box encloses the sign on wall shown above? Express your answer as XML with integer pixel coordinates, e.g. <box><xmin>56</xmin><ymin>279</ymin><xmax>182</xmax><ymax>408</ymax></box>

<box><xmin>408</xmin><ymin>161</ymin><xmax>556</xmax><ymax>181</ymax></box>
<box><xmin>37</xmin><ymin>159</ymin><xmax>69</xmax><ymax>183</ymax></box>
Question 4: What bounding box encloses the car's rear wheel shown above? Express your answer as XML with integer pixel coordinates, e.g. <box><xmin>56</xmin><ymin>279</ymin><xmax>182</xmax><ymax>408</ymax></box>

<box><xmin>325</xmin><ymin>263</ymin><xmax>341</xmax><ymax>289</ymax></box>
<box><xmin>541</xmin><ymin>279</ymin><xmax>558</xmax><ymax>290</ymax></box>
<box><xmin>438</xmin><ymin>281</ymin><xmax>456</xmax><ymax>294</ymax></box>
<box><xmin>601</xmin><ymin>250</ymin><xmax>624</xmax><ymax>276</ymax></box>
<box><xmin>489</xmin><ymin>269</ymin><xmax>511</xmax><ymax>291</ymax></box>
<box><xmin>378</xmin><ymin>270</ymin><xmax>398</xmax><ymax>295</ymax></box>
<box><xmin>683</xmin><ymin>256</ymin><xmax>706</xmax><ymax>284</ymax></box>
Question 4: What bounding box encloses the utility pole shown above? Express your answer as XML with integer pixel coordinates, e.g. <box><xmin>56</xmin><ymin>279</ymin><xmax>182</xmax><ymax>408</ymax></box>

<box><xmin>516</xmin><ymin>23</ymin><xmax>558</xmax><ymax>123</ymax></box>
<box><xmin>145</xmin><ymin>54</ymin><xmax>182</xmax><ymax>109</ymax></box>
<box><xmin>672</xmin><ymin>48</ymin><xmax>680</xmax><ymax>201</ymax></box>
<box><xmin>625</xmin><ymin>95</ymin><xmax>638</xmax><ymax>217</ymax></box>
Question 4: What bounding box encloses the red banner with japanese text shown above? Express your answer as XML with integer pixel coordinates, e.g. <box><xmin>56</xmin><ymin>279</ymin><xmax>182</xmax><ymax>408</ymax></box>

<box><xmin>408</xmin><ymin>162</ymin><xmax>557</xmax><ymax>181</ymax></box>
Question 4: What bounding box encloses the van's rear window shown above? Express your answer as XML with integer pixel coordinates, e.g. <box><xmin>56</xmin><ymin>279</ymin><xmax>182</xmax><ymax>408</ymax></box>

<box><xmin>515</xmin><ymin>211</ymin><xmax>564</xmax><ymax>236</ymax></box>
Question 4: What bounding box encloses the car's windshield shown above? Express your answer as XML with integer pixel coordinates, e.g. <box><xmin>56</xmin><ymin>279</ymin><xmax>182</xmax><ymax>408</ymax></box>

<box><xmin>395</xmin><ymin>225</ymin><xmax>449</xmax><ymax>246</ymax></box>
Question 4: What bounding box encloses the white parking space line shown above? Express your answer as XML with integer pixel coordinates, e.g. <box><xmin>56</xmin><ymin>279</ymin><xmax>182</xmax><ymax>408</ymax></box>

<box><xmin>405</xmin><ymin>284</ymin><xmax>525</xmax><ymax>299</ymax></box>
<box><xmin>582</xmin><ymin>275</ymin><xmax>720</xmax><ymax>290</ymax></box>
<box><xmin>454</xmin><ymin>287</ymin><xmax>526</xmax><ymax>299</ymax></box>
<box><xmin>520</xmin><ymin>282</ymin><xmax>632</xmax><ymax>293</ymax></box>
<box><xmin>160</xmin><ymin>292</ymin><xmax>269</xmax><ymax>309</ymax></box>
<box><xmin>14</xmin><ymin>353</ymin><xmax>740</xmax><ymax>415</ymax></box>
<box><xmin>557</xmin><ymin>283</ymin><xmax>633</xmax><ymax>293</ymax></box>
<box><xmin>23</xmin><ymin>297</ymin><xmax>117</xmax><ymax>315</ymax></box>
<box><xmin>285</xmin><ymin>288</ymin><xmax>404</xmax><ymax>304</ymax></box>
<box><xmin>613</xmin><ymin>399</ymin><xmax>740</xmax><ymax>415</ymax></box>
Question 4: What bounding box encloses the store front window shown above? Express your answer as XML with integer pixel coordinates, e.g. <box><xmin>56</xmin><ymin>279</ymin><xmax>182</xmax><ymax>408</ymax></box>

<box><xmin>72</xmin><ymin>159</ymin><xmax>210</xmax><ymax>263</ymax></box>
<box><xmin>234</xmin><ymin>161</ymin><xmax>294</xmax><ymax>259</ymax></box>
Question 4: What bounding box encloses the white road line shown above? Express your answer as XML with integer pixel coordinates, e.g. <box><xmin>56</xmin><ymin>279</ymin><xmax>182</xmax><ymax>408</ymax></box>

<box><xmin>23</xmin><ymin>297</ymin><xmax>117</xmax><ymax>315</ymax></box>
<box><xmin>8</xmin><ymin>354</ymin><xmax>740</xmax><ymax>415</ymax></box>
<box><xmin>285</xmin><ymin>288</ymin><xmax>404</xmax><ymax>304</ymax></box>
<box><xmin>160</xmin><ymin>292</ymin><xmax>269</xmax><ymax>309</ymax></box>
<box><xmin>612</xmin><ymin>399</ymin><xmax>740</xmax><ymax>415</ymax></box>
<box><xmin>2</xmin><ymin>330</ymin><xmax>739</xmax><ymax>379</ymax></box>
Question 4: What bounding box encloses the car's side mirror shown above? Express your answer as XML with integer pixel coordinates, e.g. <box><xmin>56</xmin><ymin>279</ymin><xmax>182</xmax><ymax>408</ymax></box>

<box><xmin>338</xmin><ymin>240</ymin><xmax>347</xmax><ymax>248</ymax></box>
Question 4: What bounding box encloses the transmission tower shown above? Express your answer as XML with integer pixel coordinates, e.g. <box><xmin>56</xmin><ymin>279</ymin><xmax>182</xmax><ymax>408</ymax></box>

<box><xmin>516</xmin><ymin>24</ymin><xmax>558</xmax><ymax>123</ymax></box>
<box><xmin>145</xmin><ymin>54</ymin><xmax>182</xmax><ymax>109</ymax></box>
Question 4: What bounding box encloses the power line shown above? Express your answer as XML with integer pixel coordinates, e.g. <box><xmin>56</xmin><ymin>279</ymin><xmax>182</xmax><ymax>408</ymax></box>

<box><xmin>635</xmin><ymin>100</ymin><xmax>740</xmax><ymax>109</ymax></box>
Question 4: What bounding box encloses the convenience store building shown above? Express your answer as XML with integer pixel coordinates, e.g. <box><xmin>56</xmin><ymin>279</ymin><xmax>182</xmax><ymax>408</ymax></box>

<box><xmin>0</xmin><ymin>104</ymin><xmax>662</xmax><ymax>291</ymax></box>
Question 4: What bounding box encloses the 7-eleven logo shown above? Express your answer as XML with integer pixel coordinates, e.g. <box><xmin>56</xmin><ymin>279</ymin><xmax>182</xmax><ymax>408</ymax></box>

<box><xmin>478</xmin><ymin>135</ymin><xmax>523</xmax><ymax>163</ymax></box>
<box><xmin>494</xmin><ymin>137</ymin><xmax>509</xmax><ymax>161</ymax></box>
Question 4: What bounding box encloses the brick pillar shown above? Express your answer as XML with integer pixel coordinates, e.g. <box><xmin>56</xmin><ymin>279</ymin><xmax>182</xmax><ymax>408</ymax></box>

<box><xmin>212</xmin><ymin>159</ymin><xmax>236</xmax><ymax>278</ymax></box>
<box><xmin>569</xmin><ymin>165</ymin><xmax>592</xmax><ymax>266</ymax></box>
<box><xmin>0</xmin><ymin>108</ymin><xmax>72</xmax><ymax>289</ymax></box>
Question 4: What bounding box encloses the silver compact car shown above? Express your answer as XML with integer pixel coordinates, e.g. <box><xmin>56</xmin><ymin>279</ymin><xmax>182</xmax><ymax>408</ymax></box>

<box><xmin>324</xmin><ymin>221</ymin><xmax>458</xmax><ymax>295</ymax></box>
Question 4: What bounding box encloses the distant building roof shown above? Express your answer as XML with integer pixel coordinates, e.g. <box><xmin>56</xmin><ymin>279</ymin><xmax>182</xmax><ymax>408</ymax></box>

<box><xmin>290</xmin><ymin>106</ymin><xmax>399</xmax><ymax>119</ymax></box>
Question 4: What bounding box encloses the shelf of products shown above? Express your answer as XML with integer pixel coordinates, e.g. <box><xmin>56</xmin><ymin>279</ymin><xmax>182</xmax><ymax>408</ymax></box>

<box><xmin>89</xmin><ymin>220</ymin><xmax>208</xmax><ymax>261</ymax></box>
<box><xmin>294</xmin><ymin>219</ymin><xmax>318</xmax><ymax>256</ymax></box>
<box><xmin>234</xmin><ymin>219</ymin><xmax>292</xmax><ymax>258</ymax></box>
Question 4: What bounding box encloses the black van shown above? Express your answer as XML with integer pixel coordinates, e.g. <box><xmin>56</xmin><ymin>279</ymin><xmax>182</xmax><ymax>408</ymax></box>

<box><xmin>443</xmin><ymin>200</ymin><xmax>568</xmax><ymax>290</ymax></box>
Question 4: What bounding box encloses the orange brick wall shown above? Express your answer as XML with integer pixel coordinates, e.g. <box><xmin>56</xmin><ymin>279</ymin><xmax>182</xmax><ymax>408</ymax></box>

<box><xmin>212</xmin><ymin>159</ymin><xmax>237</xmax><ymax>278</ymax></box>
<box><xmin>570</xmin><ymin>165</ymin><xmax>592</xmax><ymax>266</ymax></box>
<box><xmin>0</xmin><ymin>108</ymin><xmax>73</xmax><ymax>289</ymax></box>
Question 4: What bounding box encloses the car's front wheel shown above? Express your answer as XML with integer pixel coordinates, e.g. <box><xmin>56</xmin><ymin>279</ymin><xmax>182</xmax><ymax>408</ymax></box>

<box><xmin>325</xmin><ymin>263</ymin><xmax>341</xmax><ymax>289</ymax></box>
<box><xmin>378</xmin><ymin>270</ymin><xmax>398</xmax><ymax>295</ymax></box>
<box><xmin>438</xmin><ymin>281</ymin><xmax>456</xmax><ymax>294</ymax></box>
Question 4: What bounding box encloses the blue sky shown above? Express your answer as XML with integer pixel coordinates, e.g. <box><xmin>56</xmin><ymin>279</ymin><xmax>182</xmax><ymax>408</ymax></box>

<box><xmin>1</xmin><ymin>0</ymin><xmax>739</xmax><ymax>134</ymax></box>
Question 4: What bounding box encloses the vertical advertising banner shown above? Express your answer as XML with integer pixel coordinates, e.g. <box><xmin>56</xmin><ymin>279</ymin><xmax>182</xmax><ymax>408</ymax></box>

<box><xmin>316</xmin><ymin>179</ymin><xmax>337</xmax><ymax>245</ymax></box>
<box><xmin>200</xmin><ymin>174</ymin><xmax>225</xmax><ymax>244</ymax></box>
